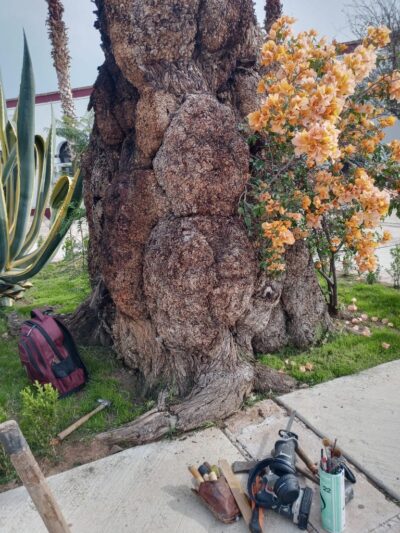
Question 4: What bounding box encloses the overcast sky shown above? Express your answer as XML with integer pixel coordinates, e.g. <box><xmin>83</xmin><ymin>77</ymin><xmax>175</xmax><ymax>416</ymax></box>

<box><xmin>0</xmin><ymin>0</ymin><xmax>356</xmax><ymax>98</ymax></box>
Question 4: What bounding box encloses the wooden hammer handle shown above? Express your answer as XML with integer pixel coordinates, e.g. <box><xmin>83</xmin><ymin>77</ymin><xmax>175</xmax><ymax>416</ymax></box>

<box><xmin>296</xmin><ymin>445</ymin><xmax>318</xmax><ymax>475</ymax></box>
<box><xmin>0</xmin><ymin>420</ymin><xmax>70</xmax><ymax>533</ymax></box>
<box><xmin>57</xmin><ymin>403</ymin><xmax>107</xmax><ymax>441</ymax></box>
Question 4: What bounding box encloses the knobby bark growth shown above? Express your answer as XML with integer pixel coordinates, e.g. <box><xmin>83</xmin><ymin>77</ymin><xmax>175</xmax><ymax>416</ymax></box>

<box><xmin>82</xmin><ymin>0</ymin><xmax>330</xmax><ymax>445</ymax></box>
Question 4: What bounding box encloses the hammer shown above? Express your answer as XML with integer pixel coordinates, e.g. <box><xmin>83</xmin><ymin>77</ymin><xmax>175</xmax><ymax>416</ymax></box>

<box><xmin>56</xmin><ymin>399</ymin><xmax>111</xmax><ymax>443</ymax></box>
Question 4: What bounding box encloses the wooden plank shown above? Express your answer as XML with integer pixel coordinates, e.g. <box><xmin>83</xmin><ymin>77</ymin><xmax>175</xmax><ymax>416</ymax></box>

<box><xmin>219</xmin><ymin>459</ymin><xmax>252</xmax><ymax>526</ymax></box>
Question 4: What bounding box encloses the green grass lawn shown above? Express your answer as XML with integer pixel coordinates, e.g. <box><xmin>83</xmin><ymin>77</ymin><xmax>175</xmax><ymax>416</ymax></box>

<box><xmin>260</xmin><ymin>279</ymin><xmax>400</xmax><ymax>386</ymax></box>
<box><xmin>0</xmin><ymin>261</ymin><xmax>150</xmax><ymax>484</ymax></box>
<box><xmin>14</xmin><ymin>260</ymin><xmax>91</xmax><ymax>315</ymax></box>
<box><xmin>339</xmin><ymin>278</ymin><xmax>400</xmax><ymax>328</ymax></box>
<box><xmin>1</xmin><ymin>262</ymin><xmax>399</xmax><ymax>484</ymax></box>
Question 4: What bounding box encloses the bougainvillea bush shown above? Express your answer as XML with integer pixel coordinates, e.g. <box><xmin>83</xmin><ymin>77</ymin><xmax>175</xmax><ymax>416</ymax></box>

<box><xmin>245</xmin><ymin>17</ymin><xmax>400</xmax><ymax>312</ymax></box>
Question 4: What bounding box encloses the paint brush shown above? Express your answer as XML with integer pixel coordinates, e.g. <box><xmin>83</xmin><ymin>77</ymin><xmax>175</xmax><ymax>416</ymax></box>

<box><xmin>332</xmin><ymin>438</ymin><xmax>338</xmax><ymax>455</ymax></box>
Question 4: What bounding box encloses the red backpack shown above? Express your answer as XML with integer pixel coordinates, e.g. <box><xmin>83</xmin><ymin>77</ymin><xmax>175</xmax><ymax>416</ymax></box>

<box><xmin>19</xmin><ymin>309</ymin><xmax>88</xmax><ymax>397</ymax></box>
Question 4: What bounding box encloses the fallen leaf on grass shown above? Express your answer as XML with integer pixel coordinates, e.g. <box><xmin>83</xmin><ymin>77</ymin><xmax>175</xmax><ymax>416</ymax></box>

<box><xmin>371</xmin><ymin>317</ymin><xmax>379</xmax><ymax>322</ymax></box>
<box><xmin>361</xmin><ymin>327</ymin><xmax>371</xmax><ymax>337</ymax></box>
<box><xmin>388</xmin><ymin>323</ymin><xmax>394</xmax><ymax>328</ymax></box>
<box><xmin>382</xmin><ymin>342</ymin><xmax>391</xmax><ymax>350</ymax></box>
<box><xmin>299</xmin><ymin>363</ymin><xmax>314</xmax><ymax>373</ymax></box>
<box><xmin>348</xmin><ymin>304</ymin><xmax>357</xmax><ymax>312</ymax></box>
<box><xmin>382</xmin><ymin>319</ymin><xmax>389</xmax><ymax>325</ymax></box>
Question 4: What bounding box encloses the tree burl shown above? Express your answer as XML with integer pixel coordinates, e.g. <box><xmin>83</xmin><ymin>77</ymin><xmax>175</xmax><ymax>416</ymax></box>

<box><xmin>81</xmin><ymin>0</ymin><xmax>330</xmax><ymax>445</ymax></box>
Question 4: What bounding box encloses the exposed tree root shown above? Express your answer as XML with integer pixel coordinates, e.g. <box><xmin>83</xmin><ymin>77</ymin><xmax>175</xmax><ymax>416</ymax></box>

<box><xmin>96</xmin><ymin>364</ymin><xmax>296</xmax><ymax>446</ymax></box>
<box><xmin>64</xmin><ymin>281</ymin><xmax>113</xmax><ymax>346</ymax></box>
<box><xmin>253</xmin><ymin>363</ymin><xmax>296</xmax><ymax>394</ymax></box>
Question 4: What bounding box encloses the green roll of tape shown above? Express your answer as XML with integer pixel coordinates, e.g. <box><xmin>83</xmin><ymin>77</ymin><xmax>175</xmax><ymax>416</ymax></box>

<box><xmin>320</xmin><ymin>466</ymin><xmax>345</xmax><ymax>533</ymax></box>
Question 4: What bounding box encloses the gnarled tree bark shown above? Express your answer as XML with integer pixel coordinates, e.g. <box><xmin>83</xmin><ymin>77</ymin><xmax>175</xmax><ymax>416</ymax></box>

<box><xmin>83</xmin><ymin>0</ymin><xmax>331</xmax><ymax>445</ymax></box>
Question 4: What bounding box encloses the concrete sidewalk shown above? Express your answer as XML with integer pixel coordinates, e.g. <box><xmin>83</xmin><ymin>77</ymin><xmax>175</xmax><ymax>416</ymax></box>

<box><xmin>225</xmin><ymin>400</ymin><xmax>400</xmax><ymax>532</ymax></box>
<box><xmin>280</xmin><ymin>360</ymin><xmax>400</xmax><ymax>501</ymax></box>
<box><xmin>0</xmin><ymin>365</ymin><xmax>400</xmax><ymax>532</ymax></box>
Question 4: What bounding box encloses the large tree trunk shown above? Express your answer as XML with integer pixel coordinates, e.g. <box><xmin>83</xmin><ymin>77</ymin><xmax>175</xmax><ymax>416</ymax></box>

<box><xmin>83</xmin><ymin>0</ymin><xmax>331</xmax><ymax>444</ymax></box>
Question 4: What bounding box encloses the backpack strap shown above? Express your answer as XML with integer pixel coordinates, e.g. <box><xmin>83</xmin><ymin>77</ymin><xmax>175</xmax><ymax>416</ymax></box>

<box><xmin>31</xmin><ymin>308</ymin><xmax>53</xmax><ymax>321</ymax></box>
<box><xmin>54</xmin><ymin>317</ymin><xmax>89</xmax><ymax>381</ymax></box>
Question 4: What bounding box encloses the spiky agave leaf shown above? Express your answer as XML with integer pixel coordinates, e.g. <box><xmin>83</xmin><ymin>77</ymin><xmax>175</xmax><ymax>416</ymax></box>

<box><xmin>9</xmin><ymin>33</ymin><xmax>35</xmax><ymax>261</ymax></box>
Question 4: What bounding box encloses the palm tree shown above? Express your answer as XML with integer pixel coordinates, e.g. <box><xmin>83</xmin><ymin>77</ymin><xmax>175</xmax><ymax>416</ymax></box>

<box><xmin>265</xmin><ymin>0</ymin><xmax>283</xmax><ymax>33</ymax></box>
<box><xmin>45</xmin><ymin>0</ymin><xmax>76</xmax><ymax>120</ymax></box>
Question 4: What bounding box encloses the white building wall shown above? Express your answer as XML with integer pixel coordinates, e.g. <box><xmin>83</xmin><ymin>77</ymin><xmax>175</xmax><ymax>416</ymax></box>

<box><xmin>8</xmin><ymin>95</ymin><xmax>90</xmax><ymax>169</ymax></box>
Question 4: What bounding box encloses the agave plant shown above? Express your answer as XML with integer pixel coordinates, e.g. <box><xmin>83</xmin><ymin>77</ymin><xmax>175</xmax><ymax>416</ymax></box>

<box><xmin>0</xmin><ymin>35</ymin><xmax>83</xmax><ymax>305</ymax></box>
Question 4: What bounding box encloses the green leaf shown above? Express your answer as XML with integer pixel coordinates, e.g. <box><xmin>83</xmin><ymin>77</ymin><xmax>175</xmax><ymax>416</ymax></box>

<box><xmin>0</xmin><ymin>186</ymin><xmax>9</xmax><ymax>272</ymax></box>
<box><xmin>17</xmin><ymin>132</ymin><xmax>50</xmax><ymax>257</ymax></box>
<box><xmin>0</xmin><ymin>74</ymin><xmax>8</xmax><ymax>157</ymax></box>
<box><xmin>4</xmin><ymin>170</ymin><xmax>83</xmax><ymax>282</ymax></box>
<box><xmin>50</xmin><ymin>175</ymin><xmax>70</xmax><ymax>211</ymax></box>
<box><xmin>1</xmin><ymin>144</ymin><xmax>16</xmax><ymax>186</ymax></box>
<box><xmin>9</xmin><ymin>33</ymin><xmax>35</xmax><ymax>261</ymax></box>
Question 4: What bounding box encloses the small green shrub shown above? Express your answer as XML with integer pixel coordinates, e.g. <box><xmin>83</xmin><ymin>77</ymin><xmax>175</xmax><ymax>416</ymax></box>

<box><xmin>366</xmin><ymin>264</ymin><xmax>380</xmax><ymax>285</ymax></box>
<box><xmin>20</xmin><ymin>382</ymin><xmax>59</xmax><ymax>455</ymax></box>
<box><xmin>62</xmin><ymin>232</ymin><xmax>78</xmax><ymax>261</ymax></box>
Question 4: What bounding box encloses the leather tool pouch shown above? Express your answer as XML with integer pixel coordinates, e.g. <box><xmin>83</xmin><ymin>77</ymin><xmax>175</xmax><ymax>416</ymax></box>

<box><xmin>194</xmin><ymin>476</ymin><xmax>241</xmax><ymax>524</ymax></box>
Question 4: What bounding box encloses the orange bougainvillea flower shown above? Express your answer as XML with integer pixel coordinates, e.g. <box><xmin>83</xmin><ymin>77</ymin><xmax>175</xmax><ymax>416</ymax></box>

<box><xmin>292</xmin><ymin>122</ymin><xmax>341</xmax><ymax>165</ymax></box>
<box><xmin>388</xmin><ymin>71</ymin><xmax>400</xmax><ymax>102</ymax></box>
<box><xmin>344</xmin><ymin>45</ymin><xmax>377</xmax><ymax>82</ymax></box>
<box><xmin>382</xmin><ymin>230</ymin><xmax>392</xmax><ymax>243</ymax></box>
<box><xmin>246</xmin><ymin>17</ymin><xmax>396</xmax><ymax>276</ymax></box>
<box><xmin>364</xmin><ymin>26</ymin><xmax>391</xmax><ymax>48</ymax></box>
<box><xmin>389</xmin><ymin>140</ymin><xmax>400</xmax><ymax>162</ymax></box>
<box><xmin>379</xmin><ymin>116</ymin><xmax>396</xmax><ymax>128</ymax></box>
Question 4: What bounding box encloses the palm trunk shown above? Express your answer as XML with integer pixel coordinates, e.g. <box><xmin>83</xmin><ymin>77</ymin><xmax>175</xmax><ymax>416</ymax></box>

<box><xmin>265</xmin><ymin>0</ymin><xmax>283</xmax><ymax>33</ymax></box>
<box><xmin>45</xmin><ymin>0</ymin><xmax>76</xmax><ymax>121</ymax></box>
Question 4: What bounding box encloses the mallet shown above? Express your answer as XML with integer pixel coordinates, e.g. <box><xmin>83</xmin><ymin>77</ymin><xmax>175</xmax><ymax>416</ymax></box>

<box><xmin>56</xmin><ymin>399</ymin><xmax>111</xmax><ymax>442</ymax></box>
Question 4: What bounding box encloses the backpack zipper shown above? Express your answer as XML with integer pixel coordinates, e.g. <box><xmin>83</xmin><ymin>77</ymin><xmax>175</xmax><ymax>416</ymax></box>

<box><xmin>24</xmin><ymin>335</ymin><xmax>48</xmax><ymax>372</ymax></box>
<box><xmin>25</xmin><ymin>320</ymin><xmax>63</xmax><ymax>364</ymax></box>
<box><xmin>20</xmin><ymin>340</ymin><xmax>45</xmax><ymax>380</ymax></box>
